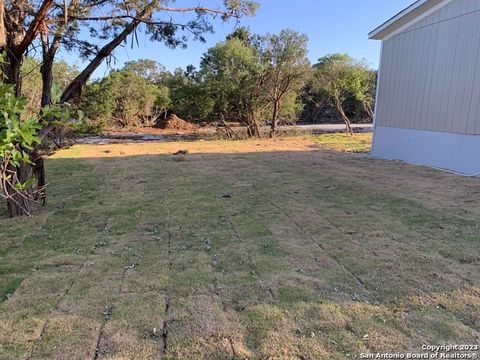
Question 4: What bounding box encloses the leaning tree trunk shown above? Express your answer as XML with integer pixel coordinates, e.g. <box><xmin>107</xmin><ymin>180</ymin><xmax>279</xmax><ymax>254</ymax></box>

<box><xmin>60</xmin><ymin>1</ymin><xmax>159</xmax><ymax>104</ymax></box>
<box><xmin>363</xmin><ymin>101</ymin><xmax>374</xmax><ymax>121</ymax></box>
<box><xmin>219</xmin><ymin>115</ymin><xmax>240</xmax><ymax>140</ymax></box>
<box><xmin>246</xmin><ymin>118</ymin><xmax>260</xmax><ymax>138</ymax></box>
<box><xmin>335</xmin><ymin>97</ymin><xmax>353</xmax><ymax>135</ymax></box>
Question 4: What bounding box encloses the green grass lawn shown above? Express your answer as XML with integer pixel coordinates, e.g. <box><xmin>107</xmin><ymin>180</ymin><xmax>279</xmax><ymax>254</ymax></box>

<box><xmin>0</xmin><ymin>136</ymin><xmax>479</xmax><ymax>359</ymax></box>
<box><xmin>308</xmin><ymin>133</ymin><xmax>372</xmax><ymax>153</ymax></box>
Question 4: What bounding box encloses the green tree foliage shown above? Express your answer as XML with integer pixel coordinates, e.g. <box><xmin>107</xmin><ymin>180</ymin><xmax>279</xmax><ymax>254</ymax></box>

<box><xmin>123</xmin><ymin>59</ymin><xmax>169</xmax><ymax>84</ymax></box>
<box><xmin>155</xmin><ymin>85</ymin><xmax>172</xmax><ymax>114</ymax></box>
<box><xmin>277</xmin><ymin>91</ymin><xmax>305</xmax><ymax>124</ymax></box>
<box><xmin>81</xmin><ymin>82</ymin><xmax>116</xmax><ymax>127</ymax></box>
<box><xmin>20</xmin><ymin>57</ymin><xmax>79</xmax><ymax>114</ymax></box>
<box><xmin>0</xmin><ymin>87</ymin><xmax>40</xmax><ymax>172</ymax></box>
<box><xmin>19</xmin><ymin>58</ymin><xmax>42</xmax><ymax>113</ymax></box>
<box><xmin>168</xmin><ymin>68</ymin><xmax>214</xmax><ymax>122</ymax></box>
<box><xmin>55</xmin><ymin>45</ymin><xmax>375</xmax><ymax>139</ymax></box>
<box><xmin>0</xmin><ymin>56</ymin><xmax>67</xmax><ymax>217</ymax></box>
<box><xmin>304</xmin><ymin>54</ymin><xmax>376</xmax><ymax>131</ymax></box>
<box><xmin>167</xmin><ymin>28</ymin><xmax>311</xmax><ymax>137</ymax></box>
<box><xmin>83</xmin><ymin>68</ymin><xmax>162</xmax><ymax>128</ymax></box>
<box><xmin>199</xmin><ymin>36</ymin><xmax>266</xmax><ymax>136</ymax></box>
<box><xmin>261</xmin><ymin>29</ymin><xmax>310</xmax><ymax>136</ymax></box>
<box><xmin>57</xmin><ymin>0</ymin><xmax>258</xmax><ymax>104</ymax></box>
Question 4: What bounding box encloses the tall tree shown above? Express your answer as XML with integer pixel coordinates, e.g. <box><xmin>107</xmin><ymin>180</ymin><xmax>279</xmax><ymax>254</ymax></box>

<box><xmin>167</xmin><ymin>67</ymin><xmax>214</xmax><ymax>123</ymax></box>
<box><xmin>311</xmin><ymin>54</ymin><xmax>375</xmax><ymax>135</ymax></box>
<box><xmin>123</xmin><ymin>59</ymin><xmax>168</xmax><ymax>84</ymax></box>
<box><xmin>199</xmin><ymin>37</ymin><xmax>267</xmax><ymax>137</ymax></box>
<box><xmin>0</xmin><ymin>0</ymin><xmax>56</xmax><ymax>216</ymax></box>
<box><xmin>358</xmin><ymin>69</ymin><xmax>377</xmax><ymax>120</ymax></box>
<box><xmin>0</xmin><ymin>0</ymin><xmax>258</xmax><ymax>217</ymax></box>
<box><xmin>59</xmin><ymin>0</ymin><xmax>258</xmax><ymax>104</ymax></box>
<box><xmin>2</xmin><ymin>0</ymin><xmax>55</xmax><ymax>96</ymax></box>
<box><xmin>262</xmin><ymin>29</ymin><xmax>310</xmax><ymax>137</ymax></box>
<box><xmin>82</xmin><ymin>67</ymin><xmax>161</xmax><ymax>127</ymax></box>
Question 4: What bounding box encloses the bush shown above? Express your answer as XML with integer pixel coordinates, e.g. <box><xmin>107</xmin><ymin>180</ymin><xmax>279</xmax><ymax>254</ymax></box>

<box><xmin>82</xmin><ymin>69</ymin><xmax>162</xmax><ymax>127</ymax></box>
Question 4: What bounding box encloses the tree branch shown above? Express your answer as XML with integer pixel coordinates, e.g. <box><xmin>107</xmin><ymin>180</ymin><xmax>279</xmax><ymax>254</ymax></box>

<box><xmin>67</xmin><ymin>14</ymin><xmax>193</xmax><ymax>28</ymax></box>
<box><xmin>17</xmin><ymin>0</ymin><xmax>55</xmax><ymax>55</ymax></box>
<box><xmin>159</xmin><ymin>6</ymin><xmax>239</xmax><ymax>17</ymax></box>
<box><xmin>61</xmin><ymin>1</ymin><xmax>160</xmax><ymax>103</ymax></box>
<box><xmin>0</xmin><ymin>0</ymin><xmax>6</xmax><ymax>48</ymax></box>
<box><xmin>68</xmin><ymin>4</ymin><xmax>239</xmax><ymax>23</ymax></box>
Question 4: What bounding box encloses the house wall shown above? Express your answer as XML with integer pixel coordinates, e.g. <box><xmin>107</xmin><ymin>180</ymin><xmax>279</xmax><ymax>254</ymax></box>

<box><xmin>372</xmin><ymin>126</ymin><xmax>480</xmax><ymax>175</ymax></box>
<box><xmin>375</xmin><ymin>0</ymin><xmax>480</xmax><ymax>135</ymax></box>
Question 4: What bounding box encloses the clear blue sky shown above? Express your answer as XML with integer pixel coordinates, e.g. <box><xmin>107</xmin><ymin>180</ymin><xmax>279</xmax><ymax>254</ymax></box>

<box><xmin>61</xmin><ymin>0</ymin><xmax>414</xmax><ymax>77</ymax></box>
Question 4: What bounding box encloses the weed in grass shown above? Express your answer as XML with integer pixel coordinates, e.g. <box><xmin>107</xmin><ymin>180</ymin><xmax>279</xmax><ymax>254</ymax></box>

<box><xmin>201</xmin><ymin>238</ymin><xmax>212</xmax><ymax>251</ymax></box>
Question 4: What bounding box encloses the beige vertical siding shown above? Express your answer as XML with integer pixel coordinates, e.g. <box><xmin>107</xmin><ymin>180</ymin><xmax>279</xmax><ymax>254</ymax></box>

<box><xmin>376</xmin><ymin>0</ymin><xmax>480</xmax><ymax>134</ymax></box>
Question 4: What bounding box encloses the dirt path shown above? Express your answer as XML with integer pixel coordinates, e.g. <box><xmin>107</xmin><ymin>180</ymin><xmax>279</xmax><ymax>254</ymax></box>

<box><xmin>77</xmin><ymin>124</ymin><xmax>373</xmax><ymax>145</ymax></box>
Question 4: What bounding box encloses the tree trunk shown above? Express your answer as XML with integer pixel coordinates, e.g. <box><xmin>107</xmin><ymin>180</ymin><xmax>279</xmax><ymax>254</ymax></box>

<box><xmin>5</xmin><ymin>163</ymin><xmax>37</xmax><ymax>217</ymax></box>
<box><xmin>61</xmin><ymin>23</ymin><xmax>139</xmax><ymax>103</ymax></box>
<box><xmin>2</xmin><ymin>54</ymin><xmax>34</xmax><ymax>217</ymax></box>
<box><xmin>253</xmin><ymin>119</ymin><xmax>260</xmax><ymax>138</ymax></box>
<box><xmin>246</xmin><ymin>118</ymin><xmax>260</xmax><ymax>138</ymax></box>
<box><xmin>3</xmin><ymin>0</ymin><xmax>26</xmax><ymax>96</ymax></box>
<box><xmin>40</xmin><ymin>56</ymin><xmax>55</xmax><ymax>107</ymax></box>
<box><xmin>363</xmin><ymin>101</ymin><xmax>374</xmax><ymax>121</ymax></box>
<box><xmin>246</xmin><ymin>108</ymin><xmax>261</xmax><ymax>138</ymax></box>
<box><xmin>27</xmin><ymin>34</ymin><xmax>60</xmax><ymax>214</ymax></box>
<box><xmin>269</xmin><ymin>100</ymin><xmax>280</xmax><ymax>138</ymax></box>
<box><xmin>61</xmin><ymin>1</ymin><xmax>159</xmax><ymax>104</ymax></box>
<box><xmin>219</xmin><ymin>115</ymin><xmax>240</xmax><ymax>140</ymax></box>
<box><xmin>335</xmin><ymin>97</ymin><xmax>353</xmax><ymax>135</ymax></box>
<box><xmin>0</xmin><ymin>0</ymin><xmax>6</xmax><ymax>49</ymax></box>
<box><xmin>4</xmin><ymin>53</ymin><xmax>23</xmax><ymax>96</ymax></box>
<box><xmin>2</xmin><ymin>0</ymin><xmax>63</xmax><ymax>217</ymax></box>
<box><xmin>40</xmin><ymin>34</ymin><xmax>61</xmax><ymax>107</ymax></box>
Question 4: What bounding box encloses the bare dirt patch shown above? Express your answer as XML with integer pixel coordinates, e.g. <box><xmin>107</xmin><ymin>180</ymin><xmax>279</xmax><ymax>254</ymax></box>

<box><xmin>55</xmin><ymin>134</ymin><xmax>372</xmax><ymax>159</ymax></box>
<box><xmin>154</xmin><ymin>113</ymin><xmax>198</xmax><ymax>132</ymax></box>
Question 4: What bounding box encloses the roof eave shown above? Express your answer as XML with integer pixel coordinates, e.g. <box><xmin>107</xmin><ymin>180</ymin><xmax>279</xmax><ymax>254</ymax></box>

<box><xmin>369</xmin><ymin>0</ymin><xmax>448</xmax><ymax>40</ymax></box>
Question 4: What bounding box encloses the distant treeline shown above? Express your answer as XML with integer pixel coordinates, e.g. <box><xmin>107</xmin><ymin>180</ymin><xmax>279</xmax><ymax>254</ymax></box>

<box><xmin>20</xmin><ymin>28</ymin><xmax>376</xmax><ymax>134</ymax></box>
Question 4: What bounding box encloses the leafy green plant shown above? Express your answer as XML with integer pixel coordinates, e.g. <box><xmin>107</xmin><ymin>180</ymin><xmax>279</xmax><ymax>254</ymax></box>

<box><xmin>0</xmin><ymin>86</ymin><xmax>41</xmax><ymax>166</ymax></box>
<box><xmin>0</xmin><ymin>81</ymin><xmax>42</xmax><ymax>216</ymax></box>
<box><xmin>82</xmin><ymin>69</ymin><xmax>162</xmax><ymax>128</ymax></box>
<box><xmin>39</xmin><ymin>84</ymin><xmax>76</xmax><ymax>148</ymax></box>
<box><xmin>0</xmin><ymin>55</ymin><xmax>71</xmax><ymax>216</ymax></box>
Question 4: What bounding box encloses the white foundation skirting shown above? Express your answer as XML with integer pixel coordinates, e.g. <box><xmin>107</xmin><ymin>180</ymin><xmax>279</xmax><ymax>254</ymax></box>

<box><xmin>372</xmin><ymin>126</ymin><xmax>480</xmax><ymax>176</ymax></box>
